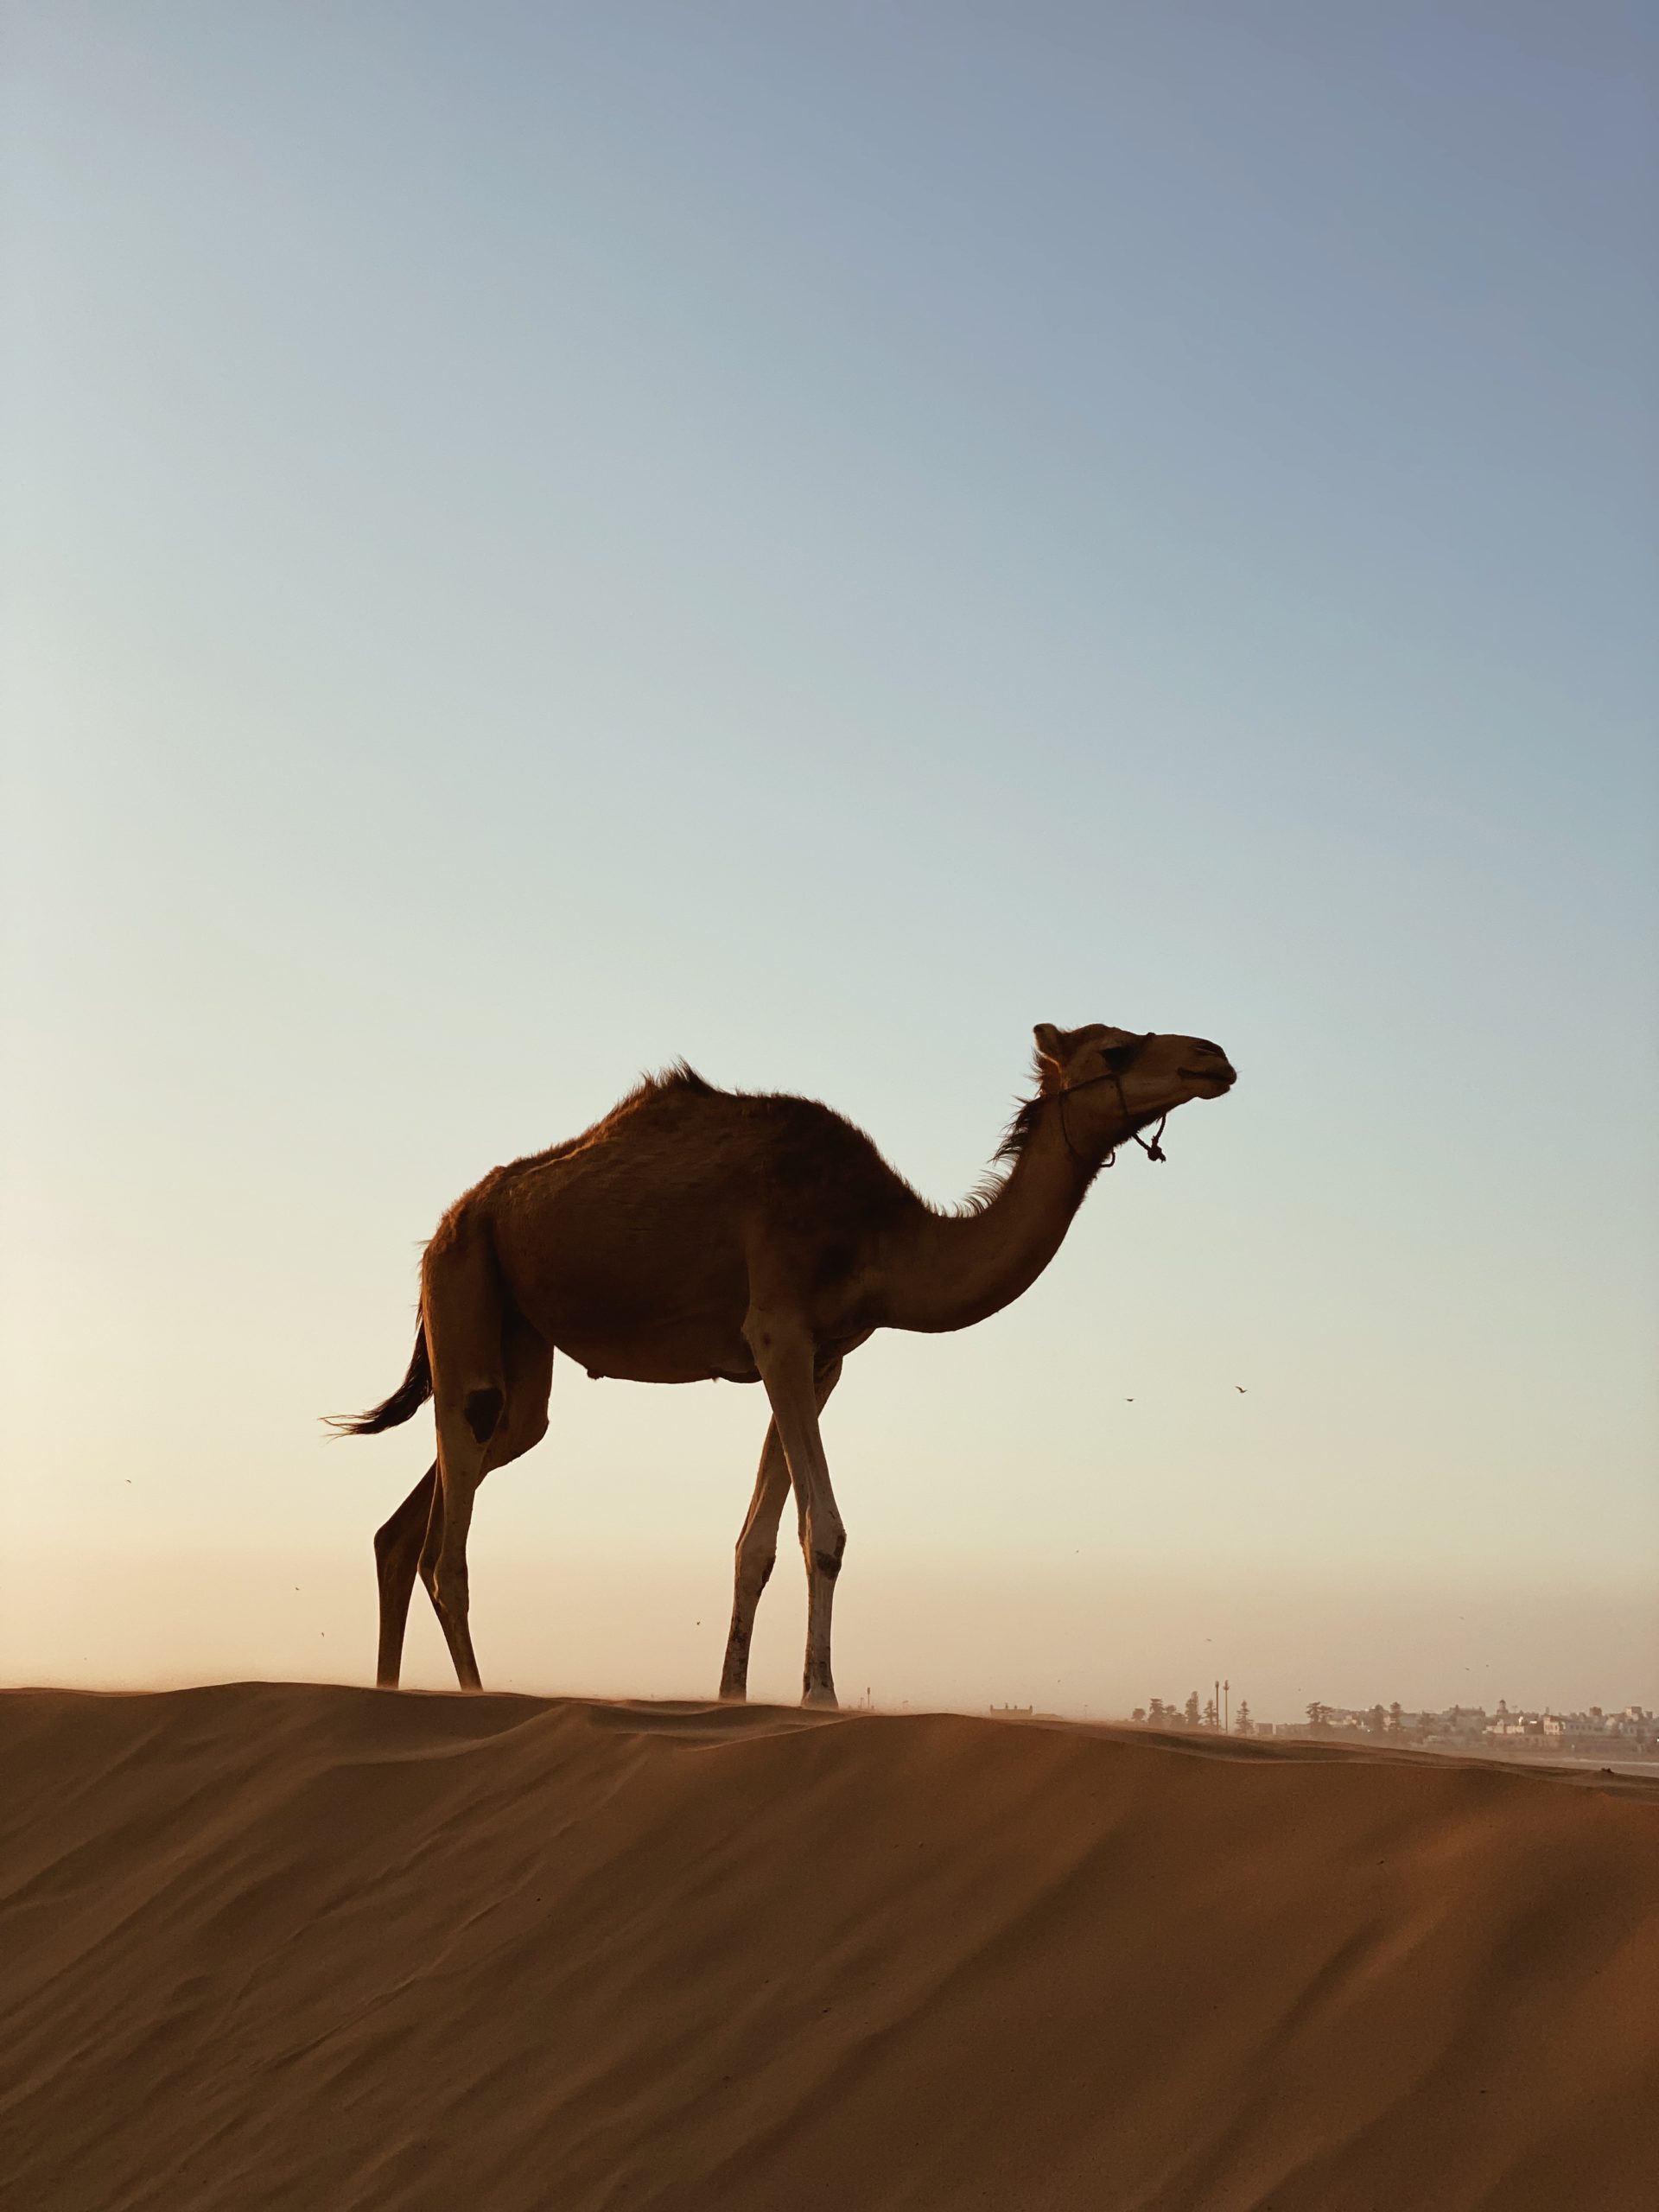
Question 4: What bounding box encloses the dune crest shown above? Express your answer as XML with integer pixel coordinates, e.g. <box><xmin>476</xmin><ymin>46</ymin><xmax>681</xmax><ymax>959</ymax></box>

<box><xmin>3</xmin><ymin>1685</ymin><xmax>1656</xmax><ymax>2210</ymax></box>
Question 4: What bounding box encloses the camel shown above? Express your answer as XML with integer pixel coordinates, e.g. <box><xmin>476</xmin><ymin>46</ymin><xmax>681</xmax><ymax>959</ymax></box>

<box><xmin>334</xmin><ymin>1021</ymin><xmax>1236</xmax><ymax>1707</ymax></box>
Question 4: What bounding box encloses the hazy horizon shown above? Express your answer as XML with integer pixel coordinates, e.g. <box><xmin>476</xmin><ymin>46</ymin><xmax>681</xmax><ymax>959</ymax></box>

<box><xmin>4</xmin><ymin>3</ymin><xmax>1656</xmax><ymax>1713</ymax></box>
<box><xmin>8</xmin><ymin>1532</ymin><xmax>1654</xmax><ymax>1730</ymax></box>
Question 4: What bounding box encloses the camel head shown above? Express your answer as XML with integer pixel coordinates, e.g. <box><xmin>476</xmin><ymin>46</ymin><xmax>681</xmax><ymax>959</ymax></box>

<box><xmin>1032</xmin><ymin>1021</ymin><xmax>1236</xmax><ymax>1160</ymax></box>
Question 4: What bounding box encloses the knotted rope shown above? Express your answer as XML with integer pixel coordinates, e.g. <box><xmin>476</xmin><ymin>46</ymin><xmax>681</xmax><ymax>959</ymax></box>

<box><xmin>1056</xmin><ymin>1058</ymin><xmax>1169</xmax><ymax>1171</ymax></box>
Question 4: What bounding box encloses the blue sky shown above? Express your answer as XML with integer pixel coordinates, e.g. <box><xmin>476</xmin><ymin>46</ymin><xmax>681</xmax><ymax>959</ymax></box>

<box><xmin>3</xmin><ymin>3</ymin><xmax>1655</xmax><ymax>1712</ymax></box>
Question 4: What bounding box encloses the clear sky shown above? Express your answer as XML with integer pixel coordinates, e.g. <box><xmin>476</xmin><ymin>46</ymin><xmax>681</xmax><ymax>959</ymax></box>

<box><xmin>3</xmin><ymin>2</ymin><xmax>1655</xmax><ymax>1719</ymax></box>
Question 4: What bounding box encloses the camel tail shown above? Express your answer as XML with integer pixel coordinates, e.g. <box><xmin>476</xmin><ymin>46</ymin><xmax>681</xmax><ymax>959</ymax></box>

<box><xmin>326</xmin><ymin>1319</ymin><xmax>433</xmax><ymax>1436</ymax></box>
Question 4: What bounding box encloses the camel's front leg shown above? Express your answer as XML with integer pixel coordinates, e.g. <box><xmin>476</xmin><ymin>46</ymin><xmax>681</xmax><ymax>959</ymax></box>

<box><xmin>743</xmin><ymin>1313</ymin><xmax>846</xmax><ymax>1709</ymax></box>
<box><xmin>719</xmin><ymin>1357</ymin><xmax>842</xmax><ymax>1702</ymax></box>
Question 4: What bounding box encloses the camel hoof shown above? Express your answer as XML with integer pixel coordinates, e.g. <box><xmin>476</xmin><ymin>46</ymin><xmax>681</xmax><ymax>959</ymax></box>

<box><xmin>802</xmin><ymin>1687</ymin><xmax>839</xmax><ymax>1711</ymax></box>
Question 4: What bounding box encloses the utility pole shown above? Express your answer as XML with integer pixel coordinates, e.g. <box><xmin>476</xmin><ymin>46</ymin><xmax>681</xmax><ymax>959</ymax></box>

<box><xmin>1214</xmin><ymin>1677</ymin><xmax>1221</xmax><ymax>1732</ymax></box>
<box><xmin>1224</xmin><ymin>1678</ymin><xmax>1230</xmax><ymax>1732</ymax></box>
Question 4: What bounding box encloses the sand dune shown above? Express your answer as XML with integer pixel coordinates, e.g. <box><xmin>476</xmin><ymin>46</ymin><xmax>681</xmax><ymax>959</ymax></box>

<box><xmin>2</xmin><ymin>1687</ymin><xmax>1656</xmax><ymax>2211</ymax></box>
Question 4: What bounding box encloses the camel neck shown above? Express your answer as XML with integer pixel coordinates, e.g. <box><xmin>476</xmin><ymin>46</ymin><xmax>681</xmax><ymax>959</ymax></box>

<box><xmin>882</xmin><ymin>1097</ymin><xmax>1101</xmax><ymax>1334</ymax></box>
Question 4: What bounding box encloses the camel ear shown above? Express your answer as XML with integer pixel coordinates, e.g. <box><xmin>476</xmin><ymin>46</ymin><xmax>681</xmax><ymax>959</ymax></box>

<box><xmin>1033</xmin><ymin>1022</ymin><xmax>1069</xmax><ymax>1093</ymax></box>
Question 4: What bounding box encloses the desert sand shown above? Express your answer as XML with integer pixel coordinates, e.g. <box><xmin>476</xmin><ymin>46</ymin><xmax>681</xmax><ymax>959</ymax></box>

<box><xmin>2</xmin><ymin>1686</ymin><xmax>1656</xmax><ymax>2211</ymax></box>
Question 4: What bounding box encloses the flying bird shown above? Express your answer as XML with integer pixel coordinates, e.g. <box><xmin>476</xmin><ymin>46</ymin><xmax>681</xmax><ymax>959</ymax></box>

<box><xmin>1235</xmin><ymin>1385</ymin><xmax>1248</xmax><ymax>1394</ymax></box>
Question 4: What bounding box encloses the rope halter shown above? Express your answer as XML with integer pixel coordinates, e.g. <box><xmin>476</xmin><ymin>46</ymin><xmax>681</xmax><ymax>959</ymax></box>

<box><xmin>1055</xmin><ymin>1052</ymin><xmax>1169</xmax><ymax>1171</ymax></box>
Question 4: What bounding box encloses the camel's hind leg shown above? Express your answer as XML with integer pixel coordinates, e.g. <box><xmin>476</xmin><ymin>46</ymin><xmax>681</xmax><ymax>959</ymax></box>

<box><xmin>419</xmin><ymin>1268</ymin><xmax>554</xmax><ymax>1690</ymax></box>
<box><xmin>373</xmin><ymin>1463</ymin><xmax>436</xmax><ymax>1688</ymax></box>
<box><xmin>416</xmin><ymin>1474</ymin><xmax>481</xmax><ymax>1688</ymax></box>
<box><xmin>417</xmin><ymin>1218</ymin><xmax>510</xmax><ymax>1689</ymax></box>
<box><xmin>719</xmin><ymin>1357</ymin><xmax>842</xmax><ymax>1703</ymax></box>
